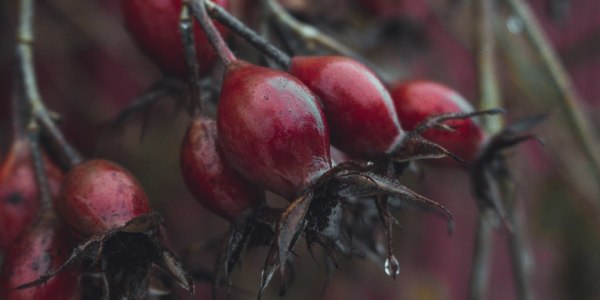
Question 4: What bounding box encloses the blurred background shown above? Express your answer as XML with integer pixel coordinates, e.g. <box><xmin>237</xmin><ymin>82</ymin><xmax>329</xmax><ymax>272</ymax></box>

<box><xmin>1</xmin><ymin>0</ymin><xmax>599</xmax><ymax>299</ymax></box>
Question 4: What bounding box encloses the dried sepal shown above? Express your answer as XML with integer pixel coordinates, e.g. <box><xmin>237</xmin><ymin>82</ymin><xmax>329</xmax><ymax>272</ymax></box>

<box><xmin>16</xmin><ymin>213</ymin><xmax>193</xmax><ymax>298</ymax></box>
<box><xmin>471</xmin><ymin>114</ymin><xmax>547</xmax><ymax>229</ymax></box>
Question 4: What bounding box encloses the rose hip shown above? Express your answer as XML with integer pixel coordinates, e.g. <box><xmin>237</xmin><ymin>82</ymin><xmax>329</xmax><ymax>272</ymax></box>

<box><xmin>122</xmin><ymin>0</ymin><xmax>229</xmax><ymax>77</ymax></box>
<box><xmin>25</xmin><ymin>159</ymin><xmax>195</xmax><ymax>298</ymax></box>
<box><xmin>290</xmin><ymin>55</ymin><xmax>404</xmax><ymax>160</ymax></box>
<box><xmin>190</xmin><ymin>0</ymin><xmax>331</xmax><ymax>199</ymax></box>
<box><xmin>0</xmin><ymin>214</ymin><xmax>78</xmax><ymax>300</ymax></box>
<box><xmin>56</xmin><ymin>159</ymin><xmax>150</xmax><ymax>237</ymax></box>
<box><xmin>218</xmin><ymin>61</ymin><xmax>331</xmax><ymax>200</ymax></box>
<box><xmin>390</xmin><ymin>80</ymin><xmax>486</xmax><ymax>162</ymax></box>
<box><xmin>191</xmin><ymin>3</ymin><xmax>453</xmax><ymax>294</ymax></box>
<box><xmin>180</xmin><ymin>116</ymin><xmax>264</xmax><ymax>221</ymax></box>
<box><xmin>0</xmin><ymin>139</ymin><xmax>63</xmax><ymax>251</ymax></box>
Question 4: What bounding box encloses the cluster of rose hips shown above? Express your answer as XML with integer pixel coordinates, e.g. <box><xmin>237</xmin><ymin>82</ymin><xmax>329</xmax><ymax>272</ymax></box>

<box><xmin>0</xmin><ymin>145</ymin><xmax>194</xmax><ymax>299</ymax></box>
<box><xmin>126</xmin><ymin>0</ymin><xmax>505</xmax><ymax>296</ymax></box>
<box><xmin>0</xmin><ymin>137</ymin><xmax>191</xmax><ymax>299</ymax></box>
<box><xmin>0</xmin><ymin>0</ymin><xmax>540</xmax><ymax>299</ymax></box>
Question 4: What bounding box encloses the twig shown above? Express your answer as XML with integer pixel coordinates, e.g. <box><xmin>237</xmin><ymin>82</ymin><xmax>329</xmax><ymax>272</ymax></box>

<box><xmin>469</xmin><ymin>208</ymin><xmax>495</xmax><ymax>300</ymax></box>
<box><xmin>470</xmin><ymin>1</ymin><xmax>535</xmax><ymax>299</ymax></box>
<box><xmin>111</xmin><ymin>77</ymin><xmax>185</xmax><ymax>126</ymax></box>
<box><xmin>26</xmin><ymin>121</ymin><xmax>53</xmax><ymax>210</ymax></box>
<box><xmin>204</xmin><ymin>0</ymin><xmax>389</xmax><ymax>82</ymax></box>
<box><xmin>504</xmin><ymin>0</ymin><xmax>600</xmax><ymax>194</ymax></box>
<box><xmin>476</xmin><ymin>2</ymin><xmax>502</xmax><ymax>134</ymax></box>
<box><xmin>16</xmin><ymin>0</ymin><xmax>54</xmax><ymax>209</ymax></box>
<box><xmin>189</xmin><ymin>0</ymin><xmax>236</xmax><ymax>67</ymax></box>
<box><xmin>507</xmin><ymin>203</ymin><xmax>534</xmax><ymax>300</ymax></box>
<box><xmin>204</xmin><ymin>0</ymin><xmax>291</xmax><ymax>68</ymax></box>
<box><xmin>11</xmin><ymin>79</ymin><xmax>26</xmax><ymax>139</ymax></box>
<box><xmin>16</xmin><ymin>0</ymin><xmax>83</xmax><ymax>168</ymax></box>
<box><xmin>261</xmin><ymin>0</ymin><xmax>392</xmax><ymax>82</ymax></box>
<box><xmin>469</xmin><ymin>0</ymin><xmax>500</xmax><ymax>298</ymax></box>
<box><xmin>180</xmin><ymin>2</ymin><xmax>203</xmax><ymax>116</ymax></box>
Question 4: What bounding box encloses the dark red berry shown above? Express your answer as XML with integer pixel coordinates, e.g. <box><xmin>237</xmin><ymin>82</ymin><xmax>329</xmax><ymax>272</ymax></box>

<box><xmin>390</xmin><ymin>80</ymin><xmax>486</xmax><ymax>162</ymax></box>
<box><xmin>56</xmin><ymin>159</ymin><xmax>150</xmax><ymax>237</ymax></box>
<box><xmin>217</xmin><ymin>61</ymin><xmax>331</xmax><ymax>199</ymax></box>
<box><xmin>180</xmin><ymin>116</ymin><xmax>264</xmax><ymax>221</ymax></box>
<box><xmin>290</xmin><ymin>55</ymin><xmax>404</xmax><ymax>160</ymax></box>
<box><xmin>122</xmin><ymin>0</ymin><xmax>229</xmax><ymax>77</ymax></box>
<box><xmin>0</xmin><ymin>214</ymin><xmax>78</xmax><ymax>300</ymax></box>
<box><xmin>0</xmin><ymin>139</ymin><xmax>63</xmax><ymax>251</ymax></box>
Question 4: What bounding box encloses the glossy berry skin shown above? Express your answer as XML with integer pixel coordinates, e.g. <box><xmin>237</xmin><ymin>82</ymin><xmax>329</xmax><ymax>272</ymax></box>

<box><xmin>218</xmin><ymin>61</ymin><xmax>331</xmax><ymax>199</ymax></box>
<box><xmin>390</xmin><ymin>80</ymin><xmax>485</xmax><ymax>162</ymax></box>
<box><xmin>180</xmin><ymin>117</ymin><xmax>264</xmax><ymax>221</ymax></box>
<box><xmin>0</xmin><ymin>214</ymin><xmax>78</xmax><ymax>300</ymax></box>
<box><xmin>290</xmin><ymin>56</ymin><xmax>404</xmax><ymax>160</ymax></box>
<box><xmin>122</xmin><ymin>0</ymin><xmax>229</xmax><ymax>77</ymax></box>
<box><xmin>0</xmin><ymin>139</ymin><xmax>63</xmax><ymax>251</ymax></box>
<box><xmin>56</xmin><ymin>159</ymin><xmax>150</xmax><ymax>237</ymax></box>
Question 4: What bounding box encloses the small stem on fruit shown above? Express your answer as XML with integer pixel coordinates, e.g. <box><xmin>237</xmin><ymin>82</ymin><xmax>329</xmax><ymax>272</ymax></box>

<box><xmin>504</xmin><ymin>0</ymin><xmax>600</xmax><ymax>199</ymax></box>
<box><xmin>262</xmin><ymin>0</ymin><xmax>350</xmax><ymax>55</ymax></box>
<box><xmin>262</xmin><ymin>0</ymin><xmax>391</xmax><ymax>83</ymax></box>
<box><xmin>16</xmin><ymin>0</ymin><xmax>83</xmax><ymax>169</ymax></box>
<box><xmin>180</xmin><ymin>2</ymin><xmax>203</xmax><ymax>116</ymax></box>
<box><xmin>11</xmin><ymin>79</ymin><xmax>27</xmax><ymax>139</ymax></box>
<box><xmin>205</xmin><ymin>0</ymin><xmax>390</xmax><ymax>81</ymax></box>
<box><xmin>205</xmin><ymin>0</ymin><xmax>291</xmax><ymax>69</ymax></box>
<box><xmin>189</xmin><ymin>0</ymin><xmax>236</xmax><ymax>67</ymax></box>
<box><xmin>26</xmin><ymin>120</ymin><xmax>53</xmax><ymax>210</ymax></box>
<box><xmin>37</xmin><ymin>115</ymin><xmax>83</xmax><ymax>168</ymax></box>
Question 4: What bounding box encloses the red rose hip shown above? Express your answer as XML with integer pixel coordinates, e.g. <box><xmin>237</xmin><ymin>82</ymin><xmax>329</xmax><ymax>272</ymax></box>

<box><xmin>56</xmin><ymin>159</ymin><xmax>150</xmax><ymax>237</ymax></box>
<box><xmin>0</xmin><ymin>139</ymin><xmax>63</xmax><ymax>251</ymax></box>
<box><xmin>121</xmin><ymin>0</ymin><xmax>229</xmax><ymax>77</ymax></box>
<box><xmin>0</xmin><ymin>214</ymin><xmax>78</xmax><ymax>300</ymax></box>
<box><xmin>180</xmin><ymin>116</ymin><xmax>264</xmax><ymax>221</ymax></box>
<box><xmin>390</xmin><ymin>80</ymin><xmax>486</xmax><ymax>162</ymax></box>
<box><xmin>290</xmin><ymin>55</ymin><xmax>404</xmax><ymax>160</ymax></box>
<box><xmin>218</xmin><ymin>61</ymin><xmax>331</xmax><ymax>199</ymax></box>
<box><xmin>190</xmin><ymin>2</ymin><xmax>331</xmax><ymax>199</ymax></box>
